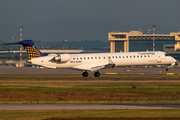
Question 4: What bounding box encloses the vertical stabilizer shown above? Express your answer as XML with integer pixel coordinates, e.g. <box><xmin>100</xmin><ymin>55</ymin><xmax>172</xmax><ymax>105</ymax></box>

<box><xmin>18</xmin><ymin>40</ymin><xmax>48</xmax><ymax>59</ymax></box>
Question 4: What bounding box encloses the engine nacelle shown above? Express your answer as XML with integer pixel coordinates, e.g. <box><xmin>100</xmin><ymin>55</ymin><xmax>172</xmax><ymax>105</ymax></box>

<box><xmin>52</xmin><ymin>54</ymin><xmax>71</xmax><ymax>63</ymax></box>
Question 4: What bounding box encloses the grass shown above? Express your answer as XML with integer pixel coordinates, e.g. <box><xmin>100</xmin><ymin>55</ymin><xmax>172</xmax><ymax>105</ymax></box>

<box><xmin>1</xmin><ymin>82</ymin><xmax>180</xmax><ymax>103</ymax></box>
<box><xmin>0</xmin><ymin>109</ymin><xmax>180</xmax><ymax>120</ymax></box>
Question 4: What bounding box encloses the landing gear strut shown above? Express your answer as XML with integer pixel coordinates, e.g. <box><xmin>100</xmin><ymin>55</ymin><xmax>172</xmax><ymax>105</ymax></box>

<box><xmin>94</xmin><ymin>71</ymin><xmax>100</xmax><ymax>77</ymax></box>
<box><xmin>82</xmin><ymin>71</ymin><xmax>88</xmax><ymax>77</ymax></box>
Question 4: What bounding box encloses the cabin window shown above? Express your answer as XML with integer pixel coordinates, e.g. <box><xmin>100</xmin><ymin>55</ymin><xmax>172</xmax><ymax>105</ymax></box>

<box><xmin>112</xmin><ymin>56</ymin><xmax>114</xmax><ymax>59</ymax></box>
<box><xmin>123</xmin><ymin>56</ymin><xmax>124</xmax><ymax>58</ymax></box>
<box><xmin>84</xmin><ymin>57</ymin><xmax>86</xmax><ymax>60</ymax></box>
<box><xmin>148</xmin><ymin>55</ymin><xmax>150</xmax><ymax>57</ymax></box>
<box><xmin>130</xmin><ymin>56</ymin><xmax>132</xmax><ymax>58</ymax></box>
<box><xmin>119</xmin><ymin>56</ymin><xmax>121</xmax><ymax>58</ymax></box>
<box><xmin>134</xmin><ymin>56</ymin><xmax>135</xmax><ymax>58</ymax></box>
<box><xmin>141</xmin><ymin>56</ymin><xmax>143</xmax><ymax>58</ymax></box>
<box><xmin>73</xmin><ymin>58</ymin><xmax>75</xmax><ymax>60</ymax></box>
<box><xmin>144</xmin><ymin>55</ymin><xmax>146</xmax><ymax>58</ymax></box>
<box><xmin>95</xmin><ymin>57</ymin><xmax>97</xmax><ymax>59</ymax></box>
<box><xmin>77</xmin><ymin>58</ymin><xmax>78</xmax><ymax>60</ymax></box>
<box><xmin>126</xmin><ymin>56</ymin><xmax>128</xmax><ymax>58</ymax></box>
<box><xmin>109</xmin><ymin>56</ymin><xmax>111</xmax><ymax>58</ymax></box>
<box><xmin>116</xmin><ymin>56</ymin><xmax>117</xmax><ymax>58</ymax></box>
<box><xmin>104</xmin><ymin>57</ymin><xmax>105</xmax><ymax>59</ymax></box>
<box><xmin>80</xmin><ymin>57</ymin><xmax>82</xmax><ymax>60</ymax></box>
<box><xmin>91</xmin><ymin>57</ymin><xmax>93</xmax><ymax>59</ymax></box>
<box><xmin>137</xmin><ymin>55</ymin><xmax>139</xmax><ymax>58</ymax></box>
<box><xmin>99</xmin><ymin>57</ymin><xmax>101</xmax><ymax>59</ymax></box>
<box><xmin>88</xmin><ymin>57</ymin><xmax>89</xmax><ymax>59</ymax></box>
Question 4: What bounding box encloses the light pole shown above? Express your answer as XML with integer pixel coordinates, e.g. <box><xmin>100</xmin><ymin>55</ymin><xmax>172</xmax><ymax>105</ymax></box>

<box><xmin>152</xmin><ymin>25</ymin><xmax>156</xmax><ymax>51</ymax></box>
<box><xmin>63</xmin><ymin>40</ymin><xmax>69</xmax><ymax>49</ymax></box>
<box><xmin>10</xmin><ymin>37</ymin><xmax>15</xmax><ymax>59</ymax></box>
<box><xmin>18</xmin><ymin>25</ymin><xmax>23</xmax><ymax>61</ymax></box>
<box><xmin>41</xmin><ymin>37</ymin><xmax>44</xmax><ymax>49</ymax></box>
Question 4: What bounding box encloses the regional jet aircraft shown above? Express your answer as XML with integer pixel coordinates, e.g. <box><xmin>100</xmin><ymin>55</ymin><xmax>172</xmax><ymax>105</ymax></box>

<box><xmin>5</xmin><ymin>40</ymin><xmax>176</xmax><ymax>77</ymax></box>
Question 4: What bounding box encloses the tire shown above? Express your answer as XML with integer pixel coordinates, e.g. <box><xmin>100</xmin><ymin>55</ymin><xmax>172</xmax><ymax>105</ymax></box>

<box><xmin>82</xmin><ymin>72</ymin><xmax>88</xmax><ymax>77</ymax></box>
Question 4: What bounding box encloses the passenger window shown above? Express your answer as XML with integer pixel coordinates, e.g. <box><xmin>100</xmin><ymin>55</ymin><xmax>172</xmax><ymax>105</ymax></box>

<box><xmin>123</xmin><ymin>56</ymin><xmax>124</xmax><ymax>58</ymax></box>
<box><xmin>99</xmin><ymin>57</ymin><xmax>101</xmax><ymax>59</ymax></box>
<box><xmin>80</xmin><ymin>57</ymin><xmax>82</xmax><ymax>60</ymax></box>
<box><xmin>109</xmin><ymin>56</ymin><xmax>111</xmax><ymax>58</ymax></box>
<box><xmin>126</xmin><ymin>56</ymin><xmax>128</xmax><ymax>58</ymax></box>
<box><xmin>137</xmin><ymin>56</ymin><xmax>139</xmax><ymax>58</ymax></box>
<box><xmin>91</xmin><ymin>57</ymin><xmax>93</xmax><ymax>59</ymax></box>
<box><xmin>134</xmin><ymin>56</ymin><xmax>135</xmax><ymax>58</ymax></box>
<box><xmin>148</xmin><ymin>55</ymin><xmax>150</xmax><ymax>57</ymax></box>
<box><xmin>116</xmin><ymin>56</ymin><xmax>117</xmax><ymax>58</ymax></box>
<box><xmin>130</xmin><ymin>56</ymin><xmax>132</xmax><ymax>58</ymax></box>
<box><xmin>144</xmin><ymin>55</ymin><xmax>146</xmax><ymax>57</ymax></box>
<box><xmin>95</xmin><ymin>57</ymin><xmax>97</xmax><ymax>59</ymax></box>
<box><xmin>84</xmin><ymin>57</ymin><xmax>86</xmax><ymax>60</ymax></box>
<box><xmin>141</xmin><ymin>56</ymin><xmax>143</xmax><ymax>58</ymax></box>
<box><xmin>73</xmin><ymin>58</ymin><xmax>75</xmax><ymax>60</ymax></box>
<box><xmin>112</xmin><ymin>56</ymin><xmax>114</xmax><ymax>59</ymax></box>
<box><xmin>77</xmin><ymin>58</ymin><xmax>78</xmax><ymax>60</ymax></box>
<box><xmin>88</xmin><ymin>57</ymin><xmax>89</xmax><ymax>59</ymax></box>
<box><xmin>119</xmin><ymin>56</ymin><xmax>121</xmax><ymax>58</ymax></box>
<box><xmin>104</xmin><ymin>57</ymin><xmax>105</xmax><ymax>59</ymax></box>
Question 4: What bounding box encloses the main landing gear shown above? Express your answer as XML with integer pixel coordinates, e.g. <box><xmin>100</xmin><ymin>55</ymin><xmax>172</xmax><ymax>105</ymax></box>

<box><xmin>82</xmin><ymin>71</ymin><xmax>88</xmax><ymax>77</ymax></box>
<box><xmin>82</xmin><ymin>71</ymin><xmax>100</xmax><ymax>77</ymax></box>
<box><xmin>94</xmin><ymin>71</ymin><xmax>100</xmax><ymax>77</ymax></box>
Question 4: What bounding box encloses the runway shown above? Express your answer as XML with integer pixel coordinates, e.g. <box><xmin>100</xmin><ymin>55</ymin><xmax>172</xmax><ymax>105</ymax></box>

<box><xmin>1</xmin><ymin>103</ymin><xmax>180</xmax><ymax>110</ymax></box>
<box><xmin>0</xmin><ymin>66</ymin><xmax>180</xmax><ymax>75</ymax></box>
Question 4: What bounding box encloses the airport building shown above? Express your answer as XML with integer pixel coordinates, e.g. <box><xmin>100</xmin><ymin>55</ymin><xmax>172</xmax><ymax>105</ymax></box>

<box><xmin>108</xmin><ymin>30</ymin><xmax>180</xmax><ymax>60</ymax></box>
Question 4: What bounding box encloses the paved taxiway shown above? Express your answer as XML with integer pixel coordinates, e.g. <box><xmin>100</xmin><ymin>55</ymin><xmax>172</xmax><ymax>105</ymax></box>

<box><xmin>0</xmin><ymin>103</ymin><xmax>180</xmax><ymax>110</ymax></box>
<box><xmin>0</xmin><ymin>66</ymin><xmax>179</xmax><ymax>75</ymax></box>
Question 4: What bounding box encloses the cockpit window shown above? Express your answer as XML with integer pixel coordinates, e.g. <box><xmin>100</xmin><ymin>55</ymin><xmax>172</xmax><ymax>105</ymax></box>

<box><xmin>165</xmin><ymin>54</ymin><xmax>170</xmax><ymax>56</ymax></box>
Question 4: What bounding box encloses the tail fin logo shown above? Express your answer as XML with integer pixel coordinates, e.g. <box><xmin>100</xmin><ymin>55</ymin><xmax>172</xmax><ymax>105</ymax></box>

<box><xmin>24</xmin><ymin>46</ymin><xmax>41</xmax><ymax>59</ymax></box>
<box><xmin>4</xmin><ymin>40</ymin><xmax>48</xmax><ymax>59</ymax></box>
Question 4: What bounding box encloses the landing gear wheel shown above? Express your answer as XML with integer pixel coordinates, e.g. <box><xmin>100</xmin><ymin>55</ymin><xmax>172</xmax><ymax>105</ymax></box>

<box><xmin>82</xmin><ymin>72</ymin><xmax>88</xmax><ymax>77</ymax></box>
<box><xmin>94</xmin><ymin>72</ymin><xmax>100</xmax><ymax>77</ymax></box>
<box><xmin>166</xmin><ymin>68</ymin><xmax>170</xmax><ymax>71</ymax></box>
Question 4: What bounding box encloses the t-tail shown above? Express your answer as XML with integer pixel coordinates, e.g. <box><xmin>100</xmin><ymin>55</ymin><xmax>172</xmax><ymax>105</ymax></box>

<box><xmin>5</xmin><ymin>40</ymin><xmax>48</xmax><ymax>59</ymax></box>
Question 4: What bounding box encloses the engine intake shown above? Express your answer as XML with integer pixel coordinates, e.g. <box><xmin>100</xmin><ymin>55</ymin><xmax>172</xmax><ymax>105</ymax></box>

<box><xmin>52</xmin><ymin>54</ymin><xmax>71</xmax><ymax>63</ymax></box>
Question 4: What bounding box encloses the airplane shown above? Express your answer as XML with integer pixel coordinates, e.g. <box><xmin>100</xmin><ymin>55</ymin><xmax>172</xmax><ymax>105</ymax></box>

<box><xmin>5</xmin><ymin>40</ymin><xmax>177</xmax><ymax>77</ymax></box>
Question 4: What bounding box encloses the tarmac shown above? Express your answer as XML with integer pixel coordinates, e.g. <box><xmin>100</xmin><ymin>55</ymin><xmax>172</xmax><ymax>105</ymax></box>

<box><xmin>0</xmin><ymin>103</ymin><xmax>180</xmax><ymax>110</ymax></box>
<box><xmin>0</xmin><ymin>66</ymin><xmax>179</xmax><ymax>75</ymax></box>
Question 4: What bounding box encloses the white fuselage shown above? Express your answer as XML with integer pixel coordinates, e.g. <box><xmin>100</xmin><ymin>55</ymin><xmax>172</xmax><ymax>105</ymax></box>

<box><xmin>30</xmin><ymin>51</ymin><xmax>176</xmax><ymax>71</ymax></box>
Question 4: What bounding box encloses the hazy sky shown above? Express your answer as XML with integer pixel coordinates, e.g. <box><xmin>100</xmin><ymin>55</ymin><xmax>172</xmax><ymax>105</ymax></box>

<box><xmin>0</xmin><ymin>0</ymin><xmax>180</xmax><ymax>29</ymax></box>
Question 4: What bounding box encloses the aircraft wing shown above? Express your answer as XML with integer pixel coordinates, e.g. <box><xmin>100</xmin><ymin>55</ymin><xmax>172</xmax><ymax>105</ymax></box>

<box><xmin>72</xmin><ymin>57</ymin><xmax>115</xmax><ymax>72</ymax></box>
